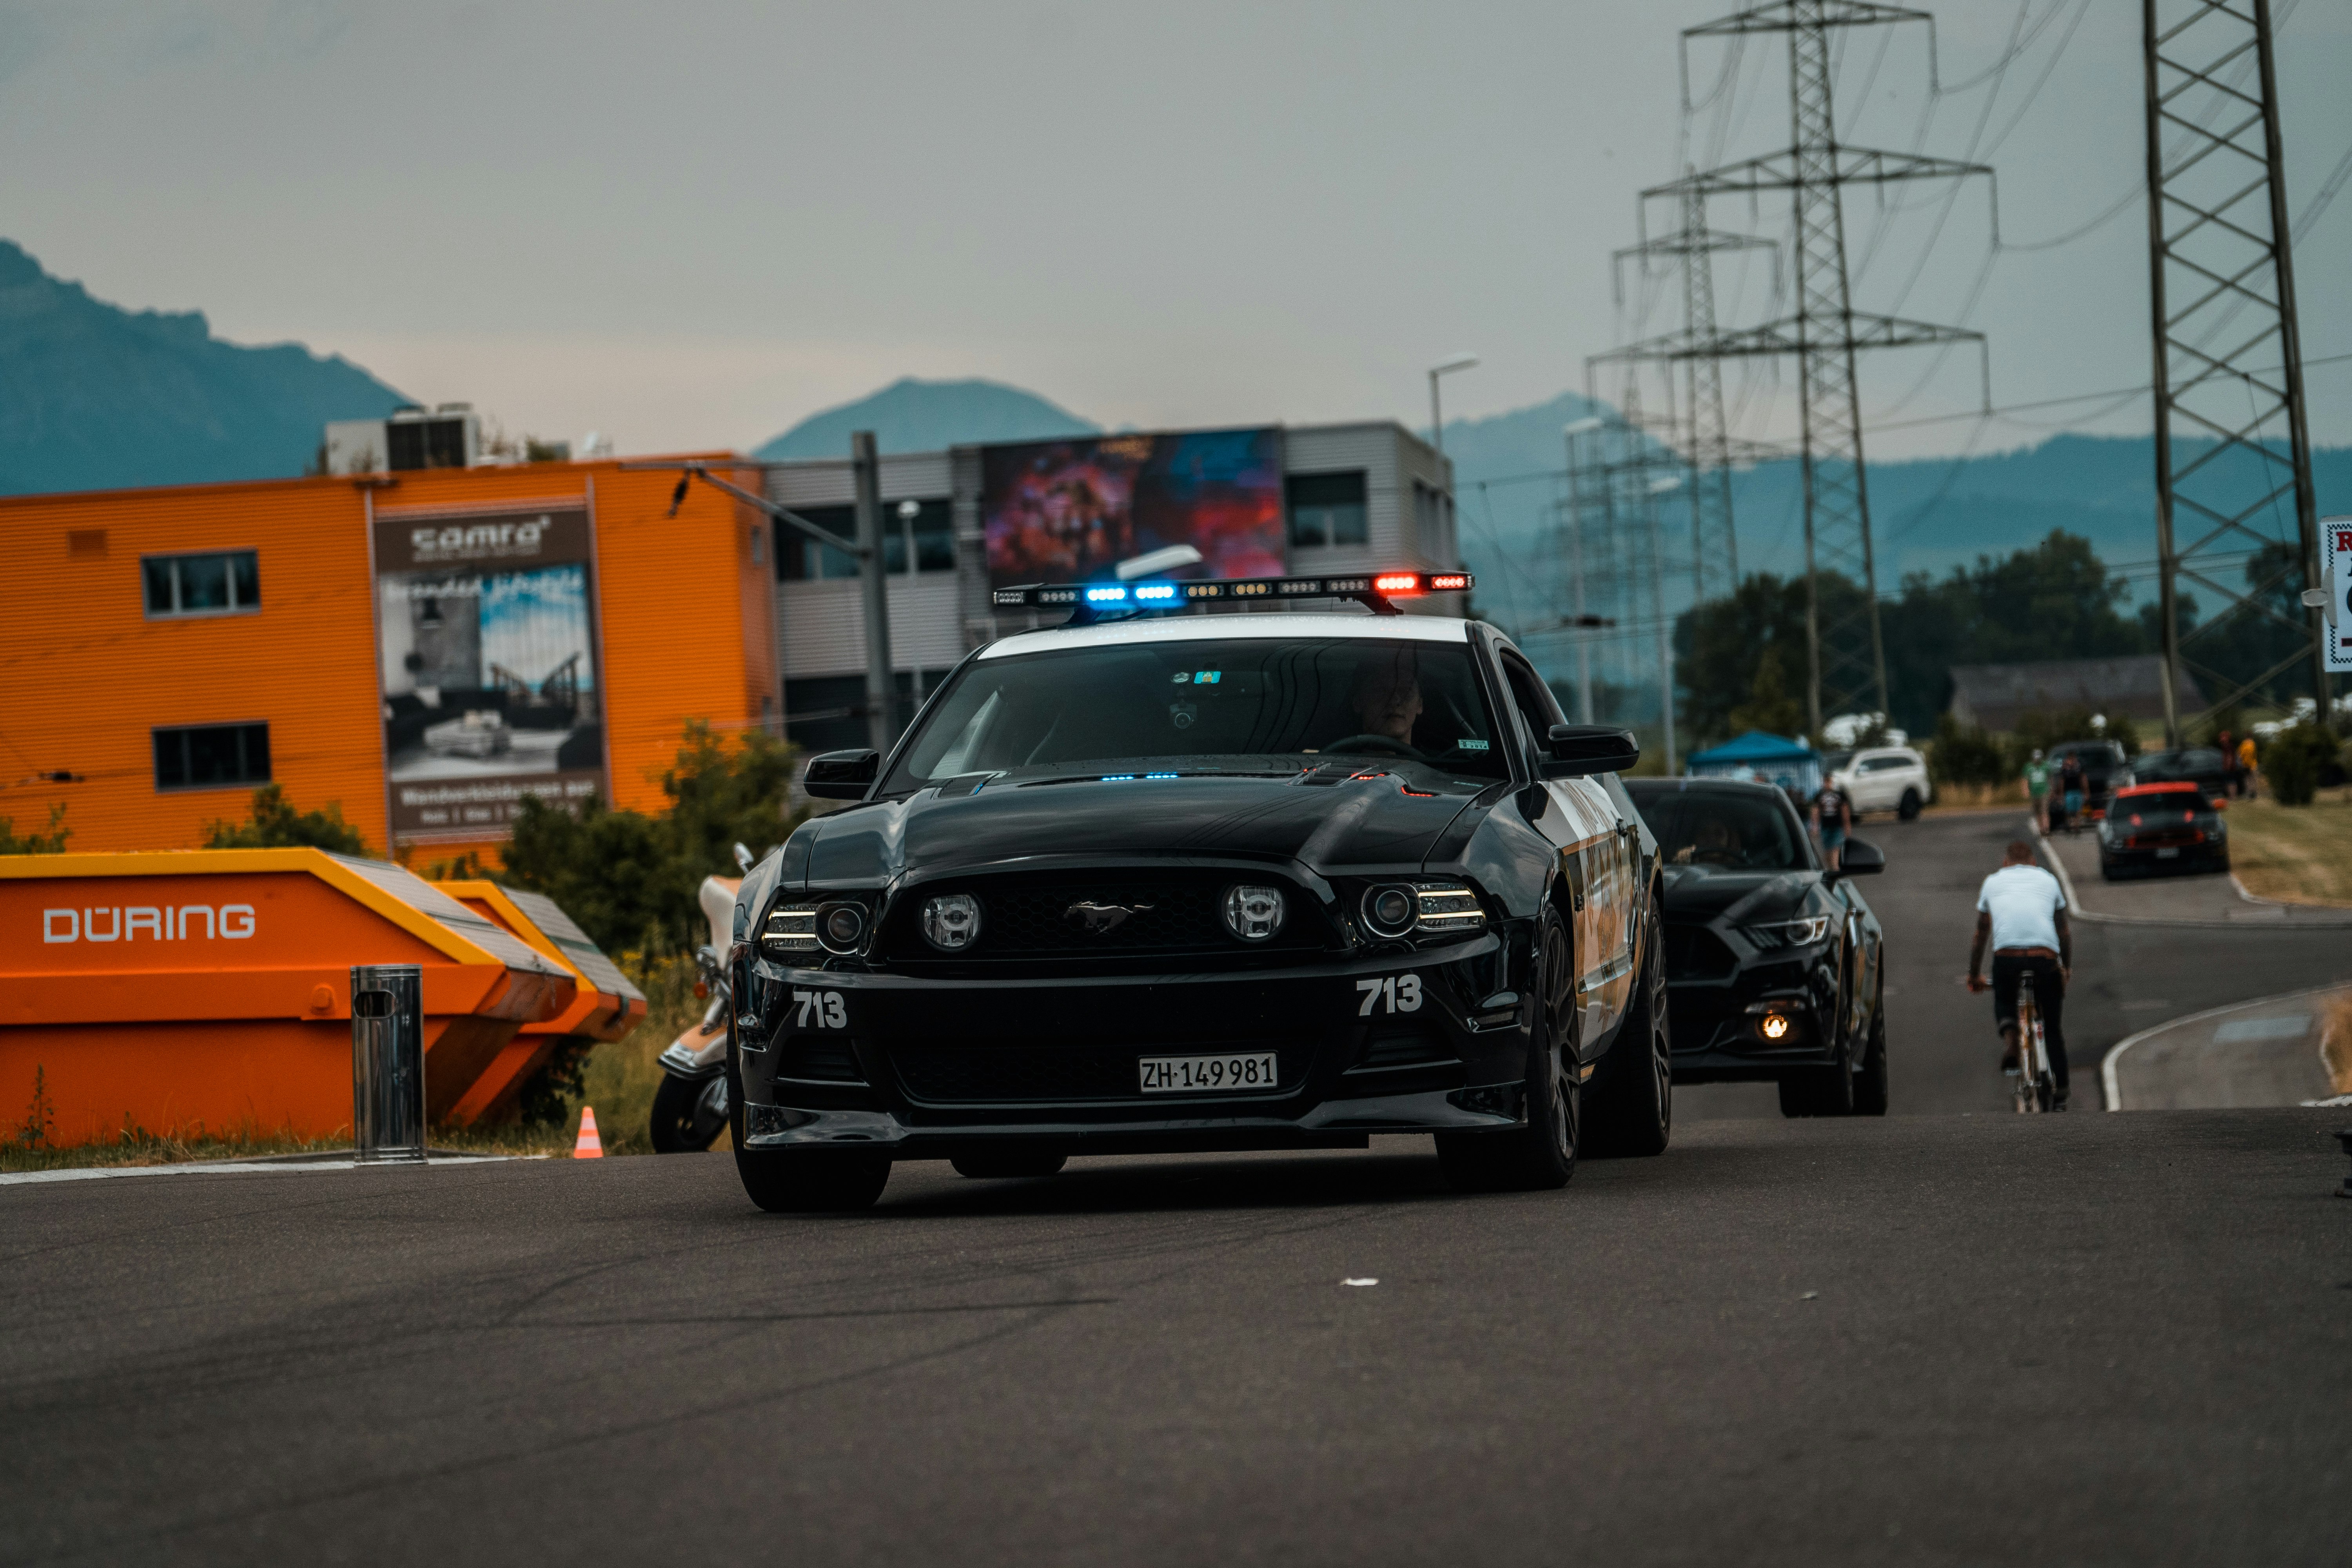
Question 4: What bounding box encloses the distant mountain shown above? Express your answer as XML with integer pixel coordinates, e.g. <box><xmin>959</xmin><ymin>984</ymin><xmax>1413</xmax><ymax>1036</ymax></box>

<box><xmin>755</xmin><ymin>377</ymin><xmax>1099</xmax><ymax>461</ymax></box>
<box><xmin>0</xmin><ymin>241</ymin><xmax>408</xmax><ymax>495</ymax></box>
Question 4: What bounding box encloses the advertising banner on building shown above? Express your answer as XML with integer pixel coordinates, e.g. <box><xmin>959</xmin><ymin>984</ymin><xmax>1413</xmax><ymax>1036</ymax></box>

<box><xmin>982</xmin><ymin>427</ymin><xmax>1286</xmax><ymax>586</ymax></box>
<box><xmin>372</xmin><ymin>505</ymin><xmax>606</xmax><ymax>840</ymax></box>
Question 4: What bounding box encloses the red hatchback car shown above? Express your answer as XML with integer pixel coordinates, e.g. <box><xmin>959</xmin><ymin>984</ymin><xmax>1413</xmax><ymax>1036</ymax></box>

<box><xmin>2096</xmin><ymin>780</ymin><xmax>2230</xmax><ymax>880</ymax></box>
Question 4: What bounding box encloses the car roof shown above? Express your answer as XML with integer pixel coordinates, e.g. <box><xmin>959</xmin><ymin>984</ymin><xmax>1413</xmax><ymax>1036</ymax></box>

<box><xmin>978</xmin><ymin>611</ymin><xmax>1477</xmax><ymax>660</ymax></box>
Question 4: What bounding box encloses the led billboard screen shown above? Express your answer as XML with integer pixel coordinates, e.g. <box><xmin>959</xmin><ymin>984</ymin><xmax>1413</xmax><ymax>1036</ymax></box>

<box><xmin>982</xmin><ymin>427</ymin><xmax>1286</xmax><ymax>586</ymax></box>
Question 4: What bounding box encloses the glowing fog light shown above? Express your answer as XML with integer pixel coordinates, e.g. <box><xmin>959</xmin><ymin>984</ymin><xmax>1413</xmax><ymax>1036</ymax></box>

<box><xmin>1760</xmin><ymin>1014</ymin><xmax>1792</xmax><ymax>1041</ymax></box>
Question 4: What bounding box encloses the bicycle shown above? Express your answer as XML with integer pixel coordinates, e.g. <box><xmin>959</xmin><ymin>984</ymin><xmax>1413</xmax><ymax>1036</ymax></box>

<box><xmin>2010</xmin><ymin>971</ymin><xmax>2056</xmax><ymax>1114</ymax></box>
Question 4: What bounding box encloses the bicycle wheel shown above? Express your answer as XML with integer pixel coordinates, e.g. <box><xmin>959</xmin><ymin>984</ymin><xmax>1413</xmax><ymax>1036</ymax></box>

<box><xmin>2013</xmin><ymin>986</ymin><xmax>2041</xmax><ymax>1116</ymax></box>
<box><xmin>2029</xmin><ymin>1009</ymin><xmax>2054</xmax><ymax>1112</ymax></box>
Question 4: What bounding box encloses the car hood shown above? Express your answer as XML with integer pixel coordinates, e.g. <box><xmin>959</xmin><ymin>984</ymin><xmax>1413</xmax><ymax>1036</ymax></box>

<box><xmin>797</xmin><ymin>766</ymin><xmax>1488</xmax><ymax>887</ymax></box>
<box><xmin>1659</xmin><ymin>863</ymin><xmax>1824</xmax><ymax>924</ymax></box>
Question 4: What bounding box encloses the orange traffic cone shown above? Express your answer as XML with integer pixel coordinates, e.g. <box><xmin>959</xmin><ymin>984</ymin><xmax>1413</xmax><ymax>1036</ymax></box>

<box><xmin>573</xmin><ymin>1106</ymin><xmax>604</xmax><ymax>1160</ymax></box>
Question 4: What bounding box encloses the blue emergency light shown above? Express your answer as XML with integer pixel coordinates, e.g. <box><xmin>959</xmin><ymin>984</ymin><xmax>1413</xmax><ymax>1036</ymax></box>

<box><xmin>991</xmin><ymin>569</ymin><xmax>1473</xmax><ymax>624</ymax></box>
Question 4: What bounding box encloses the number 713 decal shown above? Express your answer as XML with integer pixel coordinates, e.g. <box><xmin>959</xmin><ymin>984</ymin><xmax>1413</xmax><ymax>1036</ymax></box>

<box><xmin>792</xmin><ymin>990</ymin><xmax>848</xmax><ymax>1029</ymax></box>
<box><xmin>1356</xmin><ymin>974</ymin><xmax>1423</xmax><ymax>1016</ymax></box>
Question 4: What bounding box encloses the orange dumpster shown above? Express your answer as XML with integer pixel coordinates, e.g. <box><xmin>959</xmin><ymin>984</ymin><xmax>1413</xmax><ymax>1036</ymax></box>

<box><xmin>437</xmin><ymin>880</ymin><xmax>647</xmax><ymax>1125</ymax></box>
<box><xmin>0</xmin><ymin>849</ymin><xmax>574</xmax><ymax>1148</ymax></box>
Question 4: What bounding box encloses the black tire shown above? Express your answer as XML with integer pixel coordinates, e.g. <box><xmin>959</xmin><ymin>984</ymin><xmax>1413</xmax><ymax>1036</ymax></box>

<box><xmin>951</xmin><ymin>1151</ymin><xmax>1069</xmax><ymax>1179</ymax></box>
<box><xmin>734</xmin><ymin>1148</ymin><xmax>891</xmax><ymax>1212</ymax></box>
<box><xmin>650</xmin><ymin>1073</ymin><xmax>728</xmax><ymax>1153</ymax></box>
<box><xmin>1852</xmin><ymin>987</ymin><xmax>1889</xmax><ymax>1117</ymax></box>
<box><xmin>1584</xmin><ymin>899</ymin><xmax>1671</xmax><ymax>1158</ymax></box>
<box><xmin>1897</xmin><ymin>787</ymin><xmax>1922</xmax><ymax>821</ymax></box>
<box><xmin>1437</xmin><ymin>906</ymin><xmax>1579</xmax><ymax>1192</ymax></box>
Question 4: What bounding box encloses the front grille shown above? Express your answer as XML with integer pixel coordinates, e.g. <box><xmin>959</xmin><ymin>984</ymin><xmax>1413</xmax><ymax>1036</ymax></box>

<box><xmin>881</xmin><ymin>875</ymin><xmax>1321</xmax><ymax>961</ymax></box>
<box><xmin>1664</xmin><ymin>923</ymin><xmax>1739</xmax><ymax>982</ymax></box>
<box><xmin>891</xmin><ymin>1041</ymin><xmax>1298</xmax><ymax>1104</ymax></box>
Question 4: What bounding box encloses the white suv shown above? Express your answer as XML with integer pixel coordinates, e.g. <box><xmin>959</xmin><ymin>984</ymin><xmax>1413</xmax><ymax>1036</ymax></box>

<box><xmin>1832</xmin><ymin>747</ymin><xmax>1933</xmax><ymax>820</ymax></box>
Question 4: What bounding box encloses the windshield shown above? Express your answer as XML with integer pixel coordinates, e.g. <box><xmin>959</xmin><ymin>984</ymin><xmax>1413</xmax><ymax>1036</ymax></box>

<box><xmin>884</xmin><ymin>636</ymin><xmax>1508</xmax><ymax>789</ymax></box>
<box><xmin>1629</xmin><ymin>788</ymin><xmax>1813</xmax><ymax>871</ymax></box>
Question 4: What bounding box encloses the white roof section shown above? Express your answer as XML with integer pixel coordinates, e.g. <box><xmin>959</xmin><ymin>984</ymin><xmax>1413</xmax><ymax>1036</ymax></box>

<box><xmin>978</xmin><ymin>611</ymin><xmax>1479</xmax><ymax>660</ymax></box>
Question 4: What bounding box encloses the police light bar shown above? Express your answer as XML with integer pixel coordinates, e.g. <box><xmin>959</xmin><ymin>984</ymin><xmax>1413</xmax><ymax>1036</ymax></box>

<box><xmin>991</xmin><ymin>569</ymin><xmax>1473</xmax><ymax>620</ymax></box>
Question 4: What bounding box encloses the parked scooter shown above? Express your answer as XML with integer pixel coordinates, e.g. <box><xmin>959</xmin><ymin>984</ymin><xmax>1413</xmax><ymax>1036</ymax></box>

<box><xmin>651</xmin><ymin>845</ymin><xmax>752</xmax><ymax>1153</ymax></box>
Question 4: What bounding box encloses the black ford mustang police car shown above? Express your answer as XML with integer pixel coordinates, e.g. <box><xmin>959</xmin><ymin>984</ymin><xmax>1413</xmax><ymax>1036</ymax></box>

<box><xmin>1624</xmin><ymin>778</ymin><xmax>1889</xmax><ymax>1118</ymax></box>
<box><xmin>724</xmin><ymin>572</ymin><xmax>1672</xmax><ymax>1210</ymax></box>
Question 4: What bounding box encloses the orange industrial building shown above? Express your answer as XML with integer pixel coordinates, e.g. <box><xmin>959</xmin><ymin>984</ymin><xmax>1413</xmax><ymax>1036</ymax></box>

<box><xmin>0</xmin><ymin>456</ymin><xmax>777</xmax><ymax>866</ymax></box>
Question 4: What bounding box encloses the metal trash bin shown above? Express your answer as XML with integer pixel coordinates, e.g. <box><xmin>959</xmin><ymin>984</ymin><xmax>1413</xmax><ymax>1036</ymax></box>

<box><xmin>351</xmin><ymin>964</ymin><xmax>426</xmax><ymax>1163</ymax></box>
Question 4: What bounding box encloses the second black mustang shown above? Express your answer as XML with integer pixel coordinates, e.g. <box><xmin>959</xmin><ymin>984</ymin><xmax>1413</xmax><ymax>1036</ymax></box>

<box><xmin>724</xmin><ymin>574</ymin><xmax>1672</xmax><ymax>1210</ymax></box>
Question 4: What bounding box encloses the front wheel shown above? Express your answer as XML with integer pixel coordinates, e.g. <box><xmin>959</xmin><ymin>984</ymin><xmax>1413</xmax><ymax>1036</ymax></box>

<box><xmin>1585</xmin><ymin>900</ymin><xmax>1671</xmax><ymax>1158</ymax></box>
<box><xmin>650</xmin><ymin>1073</ymin><xmax>729</xmax><ymax>1153</ymax></box>
<box><xmin>1437</xmin><ymin>906</ymin><xmax>1579</xmax><ymax>1192</ymax></box>
<box><xmin>1852</xmin><ymin>990</ymin><xmax>1889</xmax><ymax>1116</ymax></box>
<box><xmin>1897</xmin><ymin>787</ymin><xmax>1922</xmax><ymax>821</ymax></box>
<box><xmin>735</xmin><ymin>1149</ymin><xmax>891</xmax><ymax>1212</ymax></box>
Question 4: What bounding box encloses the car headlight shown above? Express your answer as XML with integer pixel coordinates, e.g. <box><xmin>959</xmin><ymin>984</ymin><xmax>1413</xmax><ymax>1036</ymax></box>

<box><xmin>921</xmin><ymin>893</ymin><xmax>983</xmax><ymax>952</ymax></box>
<box><xmin>1412</xmin><ymin>885</ymin><xmax>1486</xmax><ymax>935</ymax></box>
<box><xmin>815</xmin><ymin>900</ymin><xmax>870</xmax><ymax>956</ymax></box>
<box><xmin>1362</xmin><ymin>885</ymin><xmax>1417</xmax><ymax>938</ymax></box>
<box><xmin>1743</xmin><ymin>914</ymin><xmax>1832</xmax><ymax>949</ymax></box>
<box><xmin>1221</xmin><ymin>884</ymin><xmax>1286</xmax><ymax>942</ymax></box>
<box><xmin>761</xmin><ymin>903</ymin><xmax>818</xmax><ymax>957</ymax></box>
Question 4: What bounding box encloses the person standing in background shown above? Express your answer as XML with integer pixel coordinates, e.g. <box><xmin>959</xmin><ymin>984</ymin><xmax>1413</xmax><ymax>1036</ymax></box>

<box><xmin>2024</xmin><ymin>749</ymin><xmax>2051</xmax><ymax>833</ymax></box>
<box><xmin>1812</xmin><ymin>777</ymin><xmax>1854</xmax><ymax>870</ymax></box>
<box><xmin>2056</xmin><ymin>751</ymin><xmax>2087</xmax><ymax>835</ymax></box>
<box><xmin>2238</xmin><ymin>733</ymin><xmax>2259</xmax><ymax>800</ymax></box>
<box><xmin>2217</xmin><ymin>729</ymin><xmax>2239</xmax><ymax>797</ymax></box>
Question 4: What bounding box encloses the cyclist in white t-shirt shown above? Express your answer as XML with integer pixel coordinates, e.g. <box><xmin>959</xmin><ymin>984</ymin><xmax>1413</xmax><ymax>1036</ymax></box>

<box><xmin>1965</xmin><ymin>839</ymin><xmax>2074</xmax><ymax>1108</ymax></box>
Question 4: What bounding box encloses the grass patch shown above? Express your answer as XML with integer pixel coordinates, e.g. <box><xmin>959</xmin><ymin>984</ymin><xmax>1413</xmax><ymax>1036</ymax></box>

<box><xmin>3</xmin><ymin>953</ymin><xmax>727</xmax><ymax>1173</ymax></box>
<box><xmin>1926</xmin><ymin>779</ymin><xmax>2029</xmax><ymax>812</ymax></box>
<box><xmin>2224</xmin><ymin>786</ymin><xmax>2352</xmax><ymax>908</ymax></box>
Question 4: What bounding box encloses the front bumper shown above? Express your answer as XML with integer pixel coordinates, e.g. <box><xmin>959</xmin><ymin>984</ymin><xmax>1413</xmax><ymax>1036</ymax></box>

<box><xmin>1660</xmin><ymin>925</ymin><xmax>1846</xmax><ymax>1082</ymax></box>
<box><xmin>735</xmin><ymin>936</ymin><xmax>1531</xmax><ymax>1156</ymax></box>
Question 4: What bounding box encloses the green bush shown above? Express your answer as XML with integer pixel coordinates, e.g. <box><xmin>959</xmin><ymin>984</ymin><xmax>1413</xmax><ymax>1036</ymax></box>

<box><xmin>499</xmin><ymin>720</ymin><xmax>804</xmax><ymax>956</ymax></box>
<box><xmin>1931</xmin><ymin>713</ymin><xmax>2008</xmax><ymax>789</ymax></box>
<box><xmin>2262</xmin><ymin>724</ymin><xmax>2340</xmax><ymax>807</ymax></box>
<box><xmin>0</xmin><ymin>803</ymin><xmax>70</xmax><ymax>854</ymax></box>
<box><xmin>203</xmin><ymin>785</ymin><xmax>370</xmax><ymax>855</ymax></box>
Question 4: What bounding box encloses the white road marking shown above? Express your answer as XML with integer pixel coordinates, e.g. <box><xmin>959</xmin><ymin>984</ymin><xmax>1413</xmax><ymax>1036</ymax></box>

<box><xmin>0</xmin><ymin>1156</ymin><xmax>514</xmax><ymax>1188</ymax></box>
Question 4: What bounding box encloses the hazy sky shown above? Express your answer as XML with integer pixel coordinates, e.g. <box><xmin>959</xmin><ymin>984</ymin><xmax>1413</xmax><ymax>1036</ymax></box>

<box><xmin>4</xmin><ymin>0</ymin><xmax>2348</xmax><ymax>458</ymax></box>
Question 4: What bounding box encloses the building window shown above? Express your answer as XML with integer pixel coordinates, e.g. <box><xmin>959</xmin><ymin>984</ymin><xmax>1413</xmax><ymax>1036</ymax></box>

<box><xmin>776</xmin><ymin>501</ymin><xmax>954</xmax><ymax>580</ymax></box>
<box><xmin>1287</xmin><ymin>472</ymin><xmax>1368</xmax><ymax>549</ymax></box>
<box><xmin>144</xmin><ymin>551</ymin><xmax>260</xmax><ymax>617</ymax></box>
<box><xmin>153</xmin><ymin>723</ymin><xmax>270</xmax><ymax>791</ymax></box>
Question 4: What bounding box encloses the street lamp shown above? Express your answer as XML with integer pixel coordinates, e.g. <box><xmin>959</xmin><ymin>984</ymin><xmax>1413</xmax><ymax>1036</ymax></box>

<box><xmin>1427</xmin><ymin>354</ymin><xmax>1479</xmax><ymax>461</ymax></box>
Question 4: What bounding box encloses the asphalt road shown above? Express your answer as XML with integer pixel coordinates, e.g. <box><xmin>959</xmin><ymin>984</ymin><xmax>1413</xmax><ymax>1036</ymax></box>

<box><xmin>5</xmin><ymin>809</ymin><xmax>2351</xmax><ymax>1568</ymax></box>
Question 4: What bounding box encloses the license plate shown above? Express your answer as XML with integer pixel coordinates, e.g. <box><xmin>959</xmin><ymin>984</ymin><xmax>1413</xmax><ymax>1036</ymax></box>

<box><xmin>2156</xmin><ymin>848</ymin><xmax>2181</xmax><ymax>858</ymax></box>
<box><xmin>1137</xmin><ymin>1052</ymin><xmax>1279</xmax><ymax>1094</ymax></box>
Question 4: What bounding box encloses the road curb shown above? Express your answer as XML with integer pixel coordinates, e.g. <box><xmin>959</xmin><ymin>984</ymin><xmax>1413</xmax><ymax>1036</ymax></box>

<box><xmin>2100</xmin><ymin>982</ymin><xmax>2351</xmax><ymax>1111</ymax></box>
<box><xmin>2035</xmin><ymin>821</ymin><xmax>2352</xmax><ymax>930</ymax></box>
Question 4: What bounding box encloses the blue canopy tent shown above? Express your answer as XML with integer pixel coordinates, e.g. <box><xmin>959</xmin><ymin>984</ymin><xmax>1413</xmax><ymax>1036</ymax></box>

<box><xmin>1684</xmin><ymin>731</ymin><xmax>1821</xmax><ymax>798</ymax></box>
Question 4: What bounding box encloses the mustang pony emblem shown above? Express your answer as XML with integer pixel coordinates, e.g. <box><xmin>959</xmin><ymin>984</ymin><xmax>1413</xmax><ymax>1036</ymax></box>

<box><xmin>1064</xmin><ymin>900</ymin><xmax>1154</xmax><ymax>934</ymax></box>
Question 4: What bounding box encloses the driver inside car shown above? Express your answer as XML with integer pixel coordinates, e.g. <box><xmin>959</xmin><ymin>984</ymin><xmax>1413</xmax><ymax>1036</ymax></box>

<box><xmin>1333</xmin><ymin>651</ymin><xmax>1425</xmax><ymax>752</ymax></box>
<box><xmin>1673</xmin><ymin>813</ymin><xmax>1744</xmax><ymax>866</ymax></box>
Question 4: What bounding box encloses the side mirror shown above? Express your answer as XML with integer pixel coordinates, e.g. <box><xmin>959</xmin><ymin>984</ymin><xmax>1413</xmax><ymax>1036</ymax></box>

<box><xmin>1543</xmin><ymin>724</ymin><xmax>1640</xmax><ymax>779</ymax></box>
<box><xmin>804</xmin><ymin>748</ymin><xmax>880</xmax><ymax>800</ymax></box>
<box><xmin>1834</xmin><ymin>837</ymin><xmax>1885</xmax><ymax>877</ymax></box>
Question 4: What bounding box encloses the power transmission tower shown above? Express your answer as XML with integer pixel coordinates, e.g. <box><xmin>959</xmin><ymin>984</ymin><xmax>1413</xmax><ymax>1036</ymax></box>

<box><xmin>2144</xmin><ymin>0</ymin><xmax>2328</xmax><ymax>739</ymax></box>
<box><xmin>1599</xmin><ymin>1</ymin><xmax>1992</xmax><ymax>739</ymax></box>
<box><xmin>1612</xmin><ymin>178</ymin><xmax>1779</xmax><ymax>606</ymax></box>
